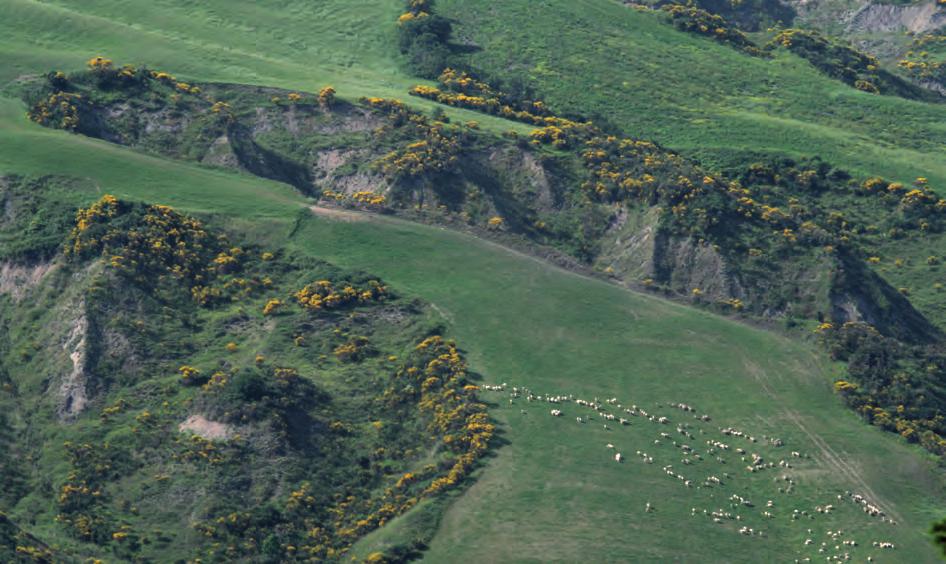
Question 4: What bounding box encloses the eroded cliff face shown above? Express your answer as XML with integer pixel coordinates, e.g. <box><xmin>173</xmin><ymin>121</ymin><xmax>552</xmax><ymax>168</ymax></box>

<box><xmin>782</xmin><ymin>0</ymin><xmax>946</xmax><ymax>62</ymax></box>
<box><xmin>594</xmin><ymin>205</ymin><xmax>940</xmax><ymax>342</ymax></box>
<box><xmin>844</xmin><ymin>0</ymin><xmax>946</xmax><ymax>34</ymax></box>
<box><xmin>782</xmin><ymin>0</ymin><xmax>942</xmax><ymax>32</ymax></box>
<box><xmin>0</xmin><ymin>261</ymin><xmax>56</xmax><ymax>302</ymax></box>
<box><xmin>58</xmin><ymin>302</ymin><xmax>89</xmax><ymax>420</ymax></box>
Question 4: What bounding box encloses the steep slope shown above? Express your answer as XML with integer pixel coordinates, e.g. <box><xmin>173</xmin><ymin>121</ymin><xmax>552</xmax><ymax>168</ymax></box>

<box><xmin>786</xmin><ymin>0</ymin><xmax>945</xmax><ymax>49</ymax></box>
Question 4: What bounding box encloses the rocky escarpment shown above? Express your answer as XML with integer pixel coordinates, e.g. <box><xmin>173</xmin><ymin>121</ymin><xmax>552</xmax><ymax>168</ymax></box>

<box><xmin>783</xmin><ymin>0</ymin><xmax>945</xmax><ymax>34</ymax></box>
<box><xmin>596</xmin><ymin>204</ymin><xmax>940</xmax><ymax>343</ymax></box>
<box><xmin>845</xmin><ymin>0</ymin><xmax>946</xmax><ymax>34</ymax></box>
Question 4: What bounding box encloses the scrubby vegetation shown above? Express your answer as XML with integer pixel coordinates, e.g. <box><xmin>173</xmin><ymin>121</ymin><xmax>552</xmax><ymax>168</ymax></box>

<box><xmin>766</xmin><ymin>29</ymin><xmax>937</xmax><ymax>100</ymax></box>
<box><xmin>824</xmin><ymin>322</ymin><xmax>946</xmax><ymax>454</ymax></box>
<box><xmin>0</xmin><ymin>183</ymin><xmax>493</xmax><ymax>562</ymax></box>
<box><xmin>671</xmin><ymin>0</ymin><xmax>795</xmax><ymax>32</ymax></box>
<box><xmin>630</xmin><ymin>0</ymin><xmax>795</xmax><ymax>33</ymax></box>
<box><xmin>661</xmin><ymin>4</ymin><xmax>766</xmax><ymax>56</ymax></box>
<box><xmin>4</xmin><ymin>0</ymin><xmax>946</xmax><ymax>559</ymax></box>
<box><xmin>396</xmin><ymin>0</ymin><xmax>455</xmax><ymax>78</ymax></box>
<box><xmin>20</xmin><ymin>56</ymin><xmax>946</xmax><ymax>461</ymax></box>
<box><xmin>898</xmin><ymin>33</ymin><xmax>946</xmax><ymax>91</ymax></box>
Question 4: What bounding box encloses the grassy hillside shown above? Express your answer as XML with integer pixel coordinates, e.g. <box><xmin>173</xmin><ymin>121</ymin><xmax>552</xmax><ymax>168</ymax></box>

<box><xmin>0</xmin><ymin>179</ymin><xmax>503</xmax><ymax>561</ymax></box>
<box><xmin>0</xmin><ymin>104</ymin><xmax>943</xmax><ymax>559</ymax></box>
<box><xmin>3</xmin><ymin>0</ymin><xmax>946</xmax><ymax>190</ymax></box>
<box><xmin>2</xmin><ymin>0</ymin><xmax>946</xmax><ymax>560</ymax></box>
<box><xmin>438</xmin><ymin>0</ymin><xmax>946</xmax><ymax>191</ymax></box>
<box><xmin>0</xmin><ymin>0</ymin><xmax>527</xmax><ymax>137</ymax></box>
<box><xmin>301</xmin><ymin>210</ymin><xmax>945</xmax><ymax>562</ymax></box>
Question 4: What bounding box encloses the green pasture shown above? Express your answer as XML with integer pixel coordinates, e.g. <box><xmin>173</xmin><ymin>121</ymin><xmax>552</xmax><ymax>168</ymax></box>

<box><xmin>2</xmin><ymin>0</ymin><xmax>945</xmax><ymax>559</ymax></box>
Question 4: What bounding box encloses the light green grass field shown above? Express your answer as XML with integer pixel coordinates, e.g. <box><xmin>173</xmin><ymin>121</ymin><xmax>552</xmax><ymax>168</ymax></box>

<box><xmin>2</xmin><ymin>0</ymin><xmax>946</xmax><ymax>560</ymax></box>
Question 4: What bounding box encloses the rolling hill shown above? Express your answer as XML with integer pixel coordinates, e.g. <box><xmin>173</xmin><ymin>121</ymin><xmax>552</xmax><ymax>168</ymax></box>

<box><xmin>1</xmin><ymin>0</ymin><xmax>946</xmax><ymax>561</ymax></box>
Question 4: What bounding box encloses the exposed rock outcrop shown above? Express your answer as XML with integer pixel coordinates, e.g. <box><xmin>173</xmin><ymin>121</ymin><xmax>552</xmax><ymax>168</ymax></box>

<box><xmin>58</xmin><ymin>303</ymin><xmax>89</xmax><ymax>420</ymax></box>
<box><xmin>0</xmin><ymin>260</ymin><xmax>55</xmax><ymax>301</ymax></box>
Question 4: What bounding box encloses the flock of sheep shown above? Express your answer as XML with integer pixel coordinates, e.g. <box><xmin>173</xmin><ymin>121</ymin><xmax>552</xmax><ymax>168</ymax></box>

<box><xmin>480</xmin><ymin>382</ymin><xmax>900</xmax><ymax>561</ymax></box>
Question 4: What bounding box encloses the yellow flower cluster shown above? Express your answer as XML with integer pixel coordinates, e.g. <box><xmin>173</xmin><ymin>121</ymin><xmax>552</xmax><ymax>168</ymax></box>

<box><xmin>898</xmin><ymin>47</ymin><xmax>943</xmax><ymax>79</ymax></box>
<box><xmin>27</xmin><ymin>91</ymin><xmax>83</xmax><ymax>130</ymax></box>
<box><xmin>176</xmin><ymin>434</ymin><xmax>226</xmax><ymax>465</ymax></box>
<box><xmin>178</xmin><ymin>365</ymin><xmax>202</xmax><ymax>385</ymax></box>
<box><xmin>397</xmin><ymin>0</ymin><xmax>431</xmax><ymax>23</ymax></box>
<box><xmin>294</xmin><ymin>279</ymin><xmax>387</xmax><ymax>311</ymax></box>
<box><xmin>319</xmin><ymin>86</ymin><xmax>336</xmax><ymax>108</ymax></box>
<box><xmin>662</xmin><ymin>5</ymin><xmax>762</xmax><ymax>56</ymax></box>
<box><xmin>292</xmin><ymin>334</ymin><xmax>493</xmax><ymax>560</ymax></box>
<box><xmin>859</xmin><ymin>176</ymin><xmax>946</xmax><ymax>218</ymax></box>
<box><xmin>410</xmin><ymin>69</ymin><xmax>578</xmax><ymax>133</ymax></box>
<box><xmin>68</xmin><ymin>196</ymin><xmax>270</xmax><ymax>305</ymax></box>
<box><xmin>334</xmin><ymin>336</ymin><xmax>370</xmax><ymax>362</ymax></box>
<box><xmin>351</xmin><ymin>190</ymin><xmax>387</xmax><ymax>206</ymax></box>
<box><xmin>87</xmin><ymin>56</ymin><xmax>113</xmax><ymax>70</ymax></box>
<box><xmin>56</xmin><ymin>441</ymin><xmax>115</xmax><ymax>542</ymax></box>
<box><xmin>262</xmin><ymin>298</ymin><xmax>283</xmax><ymax>316</ymax></box>
<box><xmin>376</xmin><ymin>121</ymin><xmax>463</xmax><ymax>179</ymax></box>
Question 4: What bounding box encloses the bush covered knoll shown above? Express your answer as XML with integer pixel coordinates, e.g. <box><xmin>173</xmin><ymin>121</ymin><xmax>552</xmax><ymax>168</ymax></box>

<box><xmin>435</xmin><ymin>0</ymin><xmax>946</xmax><ymax>189</ymax></box>
<box><xmin>0</xmin><ymin>182</ymin><xmax>494</xmax><ymax>561</ymax></box>
<box><xmin>0</xmin><ymin>107</ymin><xmax>944</xmax><ymax>560</ymax></box>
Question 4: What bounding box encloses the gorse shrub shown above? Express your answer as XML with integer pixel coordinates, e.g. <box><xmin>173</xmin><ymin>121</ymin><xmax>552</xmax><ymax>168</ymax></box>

<box><xmin>396</xmin><ymin>0</ymin><xmax>454</xmax><ymax>78</ymax></box>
